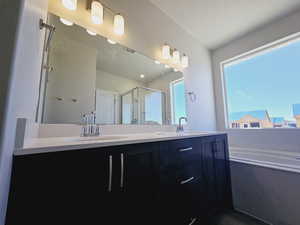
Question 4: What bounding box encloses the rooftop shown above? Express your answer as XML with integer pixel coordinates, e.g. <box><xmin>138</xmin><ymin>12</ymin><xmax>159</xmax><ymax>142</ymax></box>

<box><xmin>229</xmin><ymin>110</ymin><xmax>269</xmax><ymax>122</ymax></box>
<box><xmin>271</xmin><ymin>117</ymin><xmax>285</xmax><ymax>124</ymax></box>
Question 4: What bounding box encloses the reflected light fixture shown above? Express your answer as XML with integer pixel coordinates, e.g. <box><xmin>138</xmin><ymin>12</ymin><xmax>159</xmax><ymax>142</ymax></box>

<box><xmin>140</xmin><ymin>74</ymin><xmax>145</xmax><ymax>78</ymax></box>
<box><xmin>107</xmin><ymin>39</ymin><xmax>116</xmax><ymax>44</ymax></box>
<box><xmin>162</xmin><ymin>44</ymin><xmax>171</xmax><ymax>59</ymax></box>
<box><xmin>181</xmin><ymin>54</ymin><xmax>189</xmax><ymax>68</ymax></box>
<box><xmin>114</xmin><ymin>14</ymin><xmax>125</xmax><ymax>35</ymax></box>
<box><xmin>86</xmin><ymin>29</ymin><xmax>97</xmax><ymax>36</ymax></box>
<box><xmin>154</xmin><ymin>60</ymin><xmax>161</xmax><ymax>65</ymax></box>
<box><xmin>172</xmin><ymin>49</ymin><xmax>180</xmax><ymax>64</ymax></box>
<box><xmin>91</xmin><ymin>1</ymin><xmax>103</xmax><ymax>25</ymax></box>
<box><xmin>60</xmin><ymin>18</ymin><xmax>73</xmax><ymax>26</ymax></box>
<box><xmin>62</xmin><ymin>0</ymin><xmax>77</xmax><ymax>10</ymax></box>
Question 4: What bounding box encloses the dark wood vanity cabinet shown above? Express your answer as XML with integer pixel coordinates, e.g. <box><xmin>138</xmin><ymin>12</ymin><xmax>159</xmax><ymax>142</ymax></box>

<box><xmin>5</xmin><ymin>134</ymin><xmax>232</xmax><ymax>225</ymax></box>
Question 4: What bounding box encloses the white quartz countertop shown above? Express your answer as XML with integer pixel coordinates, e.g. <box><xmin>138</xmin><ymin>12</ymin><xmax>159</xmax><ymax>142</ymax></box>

<box><xmin>15</xmin><ymin>131</ymin><xmax>226</xmax><ymax>156</ymax></box>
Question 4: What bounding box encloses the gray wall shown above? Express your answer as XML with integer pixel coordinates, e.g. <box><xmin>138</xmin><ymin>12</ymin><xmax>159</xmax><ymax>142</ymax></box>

<box><xmin>231</xmin><ymin>161</ymin><xmax>300</xmax><ymax>225</ymax></box>
<box><xmin>44</xmin><ymin>38</ymin><xmax>97</xmax><ymax>124</ymax></box>
<box><xmin>0</xmin><ymin>0</ymin><xmax>23</xmax><ymax>222</ymax></box>
<box><xmin>0</xmin><ymin>0</ymin><xmax>48</xmax><ymax>224</ymax></box>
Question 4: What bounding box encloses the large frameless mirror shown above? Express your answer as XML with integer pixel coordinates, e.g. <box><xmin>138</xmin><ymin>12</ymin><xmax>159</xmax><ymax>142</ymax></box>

<box><xmin>37</xmin><ymin>13</ymin><xmax>186</xmax><ymax>125</ymax></box>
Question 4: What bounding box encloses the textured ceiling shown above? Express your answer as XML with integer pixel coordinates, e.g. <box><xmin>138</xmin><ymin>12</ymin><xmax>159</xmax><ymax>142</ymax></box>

<box><xmin>149</xmin><ymin>0</ymin><xmax>300</xmax><ymax>49</ymax></box>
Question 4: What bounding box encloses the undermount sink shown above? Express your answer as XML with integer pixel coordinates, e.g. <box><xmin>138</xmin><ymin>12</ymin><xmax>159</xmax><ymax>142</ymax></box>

<box><xmin>70</xmin><ymin>135</ymin><xmax>127</xmax><ymax>142</ymax></box>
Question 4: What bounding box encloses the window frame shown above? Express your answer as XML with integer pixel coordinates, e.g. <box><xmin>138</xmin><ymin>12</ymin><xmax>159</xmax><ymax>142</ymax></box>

<box><xmin>220</xmin><ymin>32</ymin><xmax>300</xmax><ymax>130</ymax></box>
<box><xmin>170</xmin><ymin>78</ymin><xmax>186</xmax><ymax>125</ymax></box>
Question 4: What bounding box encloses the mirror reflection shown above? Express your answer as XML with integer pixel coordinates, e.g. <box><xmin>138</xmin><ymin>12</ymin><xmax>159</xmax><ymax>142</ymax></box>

<box><xmin>38</xmin><ymin>13</ymin><xmax>185</xmax><ymax>125</ymax></box>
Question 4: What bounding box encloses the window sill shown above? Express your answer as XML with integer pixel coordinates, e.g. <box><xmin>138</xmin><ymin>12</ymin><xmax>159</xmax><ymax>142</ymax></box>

<box><xmin>230</xmin><ymin>147</ymin><xmax>300</xmax><ymax>174</ymax></box>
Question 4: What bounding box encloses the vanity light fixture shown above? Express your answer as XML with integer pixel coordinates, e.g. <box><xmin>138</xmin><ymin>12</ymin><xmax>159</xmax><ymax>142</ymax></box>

<box><xmin>172</xmin><ymin>49</ymin><xmax>180</xmax><ymax>64</ymax></box>
<box><xmin>174</xmin><ymin>68</ymin><xmax>178</xmax><ymax>72</ymax></box>
<box><xmin>86</xmin><ymin>29</ymin><xmax>97</xmax><ymax>36</ymax></box>
<box><xmin>91</xmin><ymin>1</ymin><xmax>103</xmax><ymax>25</ymax></box>
<box><xmin>162</xmin><ymin>44</ymin><xmax>171</xmax><ymax>59</ymax></box>
<box><xmin>181</xmin><ymin>54</ymin><xmax>189</xmax><ymax>68</ymax></box>
<box><xmin>114</xmin><ymin>14</ymin><xmax>125</xmax><ymax>35</ymax></box>
<box><xmin>107</xmin><ymin>39</ymin><xmax>117</xmax><ymax>44</ymax></box>
<box><xmin>60</xmin><ymin>18</ymin><xmax>74</xmax><ymax>26</ymax></box>
<box><xmin>154</xmin><ymin>60</ymin><xmax>161</xmax><ymax>65</ymax></box>
<box><xmin>62</xmin><ymin>0</ymin><xmax>77</xmax><ymax>10</ymax></box>
<box><xmin>140</xmin><ymin>74</ymin><xmax>145</xmax><ymax>78</ymax></box>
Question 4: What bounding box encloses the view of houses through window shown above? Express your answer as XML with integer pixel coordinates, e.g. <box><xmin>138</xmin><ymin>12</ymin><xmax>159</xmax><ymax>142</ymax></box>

<box><xmin>223</xmin><ymin>36</ymin><xmax>300</xmax><ymax>129</ymax></box>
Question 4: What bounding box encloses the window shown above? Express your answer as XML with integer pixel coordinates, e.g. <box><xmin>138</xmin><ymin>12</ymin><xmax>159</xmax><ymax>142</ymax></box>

<box><xmin>222</xmin><ymin>35</ymin><xmax>300</xmax><ymax>129</ymax></box>
<box><xmin>250</xmin><ymin>122</ymin><xmax>260</xmax><ymax>128</ymax></box>
<box><xmin>170</xmin><ymin>78</ymin><xmax>187</xmax><ymax>124</ymax></box>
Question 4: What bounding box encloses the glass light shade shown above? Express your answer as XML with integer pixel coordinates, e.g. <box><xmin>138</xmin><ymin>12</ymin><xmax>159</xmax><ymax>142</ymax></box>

<box><xmin>86</xmin><ymin>29</ymin><xmax>97</xmax><ymax>36</ymax></box>
<box><xmin>162</xmin><ymin>44</ymin><xmax>171</xmax><ymax>59</ymax></box>
<box><xmin>62</xmin><ymin>0</ymin><xmax>77</xmax><ymax>10</ymax></box>
<box><xmin>181</xmin><ymin>55</ymin><xmax>189</xmax><ymax>68</ymax></box>
<box><xmin>60</xmin><ymin>18</ymin><xmax>73</xmax><ymax>26</ymax></box>
<box><xmin>91</xmin><ymin>1</ymin><xmax>103</xmax><ymax>25</ymax></box>
<box><xmin>172</xmin><ymin>49</ymin><xmax>180</xmax><ymax>64</ymax></box>
<box><xmin>114</xmin><ymin>14</ymin><xmax>125</xmax><ymax>35</ymax></box>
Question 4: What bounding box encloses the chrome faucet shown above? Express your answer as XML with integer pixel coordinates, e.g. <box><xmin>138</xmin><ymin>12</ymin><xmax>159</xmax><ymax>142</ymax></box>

<box><xmin>81</xmin><ymin>112</ymin><xmax>100</xmax><ymax>137</ymax></box>
<box><xmin>177</xmin><ymin>117</ymin><xmax>187</xmax><ymax>132</ymax></box>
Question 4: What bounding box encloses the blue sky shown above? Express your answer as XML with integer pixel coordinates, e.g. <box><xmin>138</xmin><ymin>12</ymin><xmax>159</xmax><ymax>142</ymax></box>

<box><xmin>224</xmin><ymin>39</ymin><xmax>300</xmax><ymax>121</ymax></box>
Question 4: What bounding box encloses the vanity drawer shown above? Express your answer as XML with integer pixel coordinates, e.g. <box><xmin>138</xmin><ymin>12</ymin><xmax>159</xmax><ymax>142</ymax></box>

<box><xmin>159</xmin><ymin>138</ymin><xmax>201</xmax><ymax>170</ymax></box>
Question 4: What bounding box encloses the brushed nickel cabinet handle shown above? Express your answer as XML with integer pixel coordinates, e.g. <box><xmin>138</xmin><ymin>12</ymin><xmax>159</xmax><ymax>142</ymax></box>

<box><xmin>120</xmin><ymin>153</ymin><xmax>124</xmax><ymax>188</ymax></box>
<box><xmin>189</xmin><ymin>218</ymin><xmax>197</xmax><ymax>225</ymax></box>
<box><xmin>179</xmin><ymin>147</ymin><xmax>193</xmax><ymax>152</ymax></box>
<box><xmin>108</xmin><ymin>155</ymin><xmax>112</xmax><ymax>192</ymax></box>
<box><xmin>180</xmin><ymin>177</ymin><xmax>194</xmax><ymax>185</ymax></box>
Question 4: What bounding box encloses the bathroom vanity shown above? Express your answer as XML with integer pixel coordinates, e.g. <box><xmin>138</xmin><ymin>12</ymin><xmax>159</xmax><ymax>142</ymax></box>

<box><xmin>6</xmin><ymin>132</ymin><xmax>232</xmax><ymax>225</ymax></box>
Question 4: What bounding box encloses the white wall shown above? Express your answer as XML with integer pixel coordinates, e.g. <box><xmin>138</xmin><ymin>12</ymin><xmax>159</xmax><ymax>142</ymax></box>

<box><xmin>0</xmin><ymin>0</ymin><xmax>48</xmax><ymax>224</ymax></box>
<box><xmin>147</xmin><ymin>71</ymin><xmax>183</xmax><ymax>124</ymax></box>
<box><xmin>96</xmin><ymin>69</ymin><xmax>144</xmax><ymax>94</ymax></box>
<box><xmin>212</xmin><ymin>8</ymin><xmax>300</xmax><ymax>151</ymax></box>
<box><xmin>49</xmin><ymin>0</ymin><xmax>217</xmax><ymax>131</ymax></box>
<box><xmin>44</xmin><ymin>39</ymin><xmax>97</xmax><ymax>124</ymax></box>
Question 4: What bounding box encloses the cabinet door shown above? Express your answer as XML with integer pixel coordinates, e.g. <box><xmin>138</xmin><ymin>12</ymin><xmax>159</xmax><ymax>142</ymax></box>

<box><xmin>5</xmin><ymin>149</ymin><xmax>113</xmax><ymax>225</ymax></box>
<box><xmin>201</xmin><ymin>135</ymin><xmax>232</xmax><ymax>216</ymax></box>
<box><xmin>213</xmin><ymin>136</ymin><xmax>233</xmax><ymax>209</ymax></box>
<box><xmin>119</xmin><ymin>143</ymin><xmax>160</xmax><ymax>225</ymax></box>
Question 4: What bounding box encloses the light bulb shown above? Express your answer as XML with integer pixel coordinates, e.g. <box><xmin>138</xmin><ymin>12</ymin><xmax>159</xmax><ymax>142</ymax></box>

<box><xmin>107</xmin><ymin>39</ymin><xmax>117</xmax><ymax>44</ymax></box>
<box><xmin>140</xmin><ymin>74</ymin><xmax>145</xmax><ymax>78</ymax></box>
<box><xmin>62</xmin><ymin>0</ymin><xmax>77</xmax><ymax>10</ymax></box>
<box><xmin>162</xmin><ymin>44</ymin><xmax>171</xmax><ymax>59</ymax></box>
<box><xmin>86</xmin><ymin>29</ymin><xmax>97</xmax><ymax>36</ymax></box>
<box><xmin>181</xmin><ymin>54</ymin><xmax>189</xmax><ymax>68</ymax></box>
<box><xmin>114</xmin><ymin>14</ymin><xmax>125</xmax><ymax>35</ymax></box>
<box><xmin>91</xmin><ymin>1</ymin><xmax>103</xmax><ymax>25</ymax></box>
<box><xmin>60</xmin><ymin>18</ymin><xmax>73</xmax><ymax>26</ymax></box>
<box><xmin>172</xmin><ymin>49</ymin><xmax>180</xmax><ymax>64</ymax></box>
